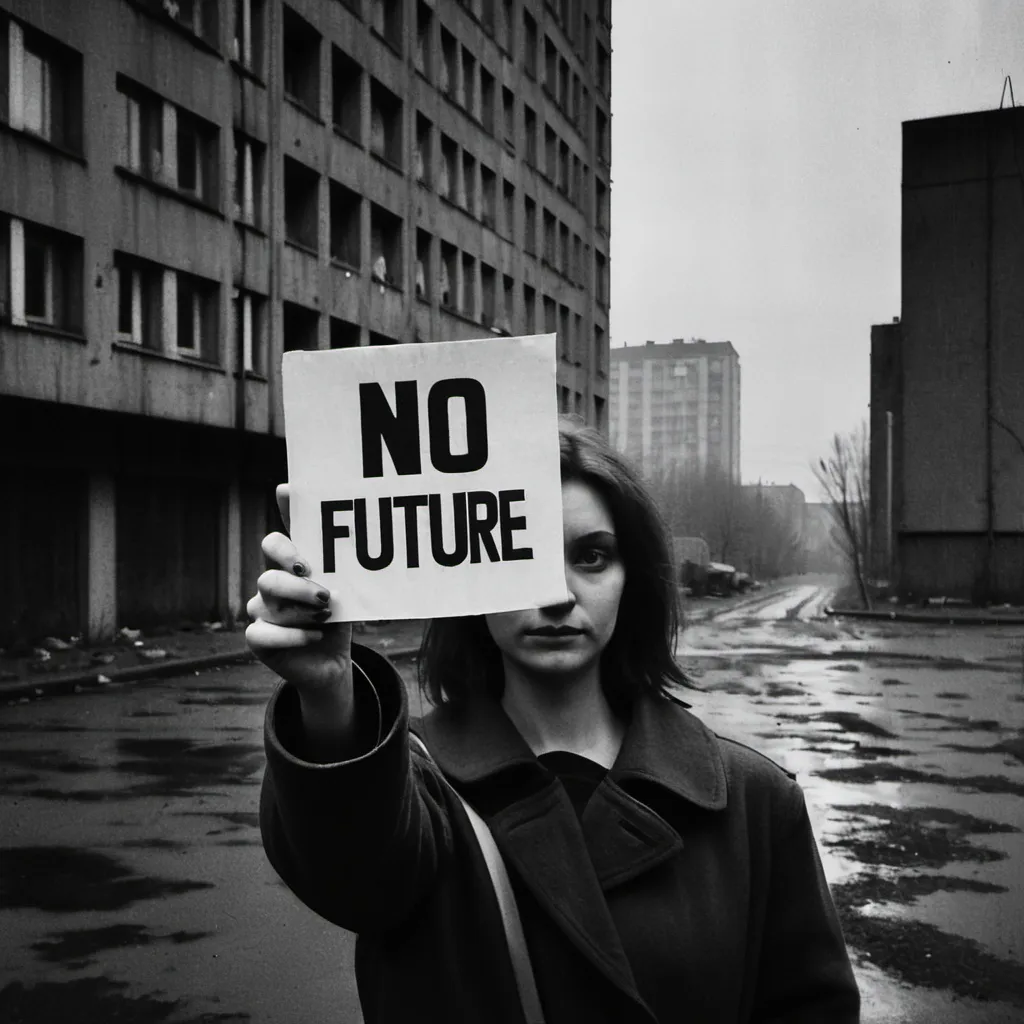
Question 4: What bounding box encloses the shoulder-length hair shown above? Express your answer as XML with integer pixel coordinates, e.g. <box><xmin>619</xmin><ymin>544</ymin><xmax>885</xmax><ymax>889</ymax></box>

<box><xmin>418</xmin><ymin>416</ymin><xmax>689</xmax><ymax>710</ymax></box>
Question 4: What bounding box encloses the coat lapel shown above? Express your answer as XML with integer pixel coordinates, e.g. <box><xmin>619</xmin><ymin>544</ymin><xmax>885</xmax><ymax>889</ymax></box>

<box><xmin>417</xmin><ymin>691</ymin><xmax>729</xmax><ymax>1013</ymax></box>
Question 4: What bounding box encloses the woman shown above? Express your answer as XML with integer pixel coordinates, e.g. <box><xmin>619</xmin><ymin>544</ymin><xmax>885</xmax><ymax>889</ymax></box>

<box><xmin>249</xmin><ymin>418</ymin><xmax>860</xmax><ymax>1023</ymax></box>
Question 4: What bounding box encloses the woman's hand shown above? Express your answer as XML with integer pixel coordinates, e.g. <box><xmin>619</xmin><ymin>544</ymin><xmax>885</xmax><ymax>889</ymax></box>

<box><xmin>246</xmin><ymin>485</ymin><xmax>359</xmax><ymax>758</ymax></box>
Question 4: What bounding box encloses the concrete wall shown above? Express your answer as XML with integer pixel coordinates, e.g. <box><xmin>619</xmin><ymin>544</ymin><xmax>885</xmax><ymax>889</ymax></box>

<box><xmin>899</xmin><ymin>107</ymin><xmax>1024</xmax><ymax>600</ymax></box>
<box><xmin>869</xmin><ymin>321</ymin><xmax>901</xmax><ymax>580</ymax></box>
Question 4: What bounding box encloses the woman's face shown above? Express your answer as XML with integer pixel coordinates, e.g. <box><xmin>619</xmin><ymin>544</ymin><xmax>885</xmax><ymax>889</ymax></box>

<box><xmin>484</xmin><ymin>479</ymin><xmax>625</xmax><ymax>680</ymax></box>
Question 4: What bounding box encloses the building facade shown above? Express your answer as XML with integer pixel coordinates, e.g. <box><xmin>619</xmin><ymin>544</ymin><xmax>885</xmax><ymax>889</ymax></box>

<box><xmin>880</xmin><ymin>106</ymin><xmax>1024</xmax><ymax>602</ymax></box>
<box><xmin>0</xmin><ymin>0</ymin><xmax>612</xmax><ymax>643</ymax></box>
<box><xmin>608</xmin><ymin>339</ymin><xmax>740</xmax><ymax>481</ymax></box>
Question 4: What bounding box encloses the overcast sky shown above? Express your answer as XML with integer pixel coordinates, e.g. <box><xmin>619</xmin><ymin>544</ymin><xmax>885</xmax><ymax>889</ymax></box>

<box><xmin>610</xmin><ymin>0</ymin><xmax>1024</xmax><ymax>500</ymax></box>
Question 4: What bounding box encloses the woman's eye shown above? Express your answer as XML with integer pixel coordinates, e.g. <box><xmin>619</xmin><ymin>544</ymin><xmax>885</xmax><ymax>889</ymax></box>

<box><xmin>576</xmin><ymin>547</ymin><xmax>611</xmax><ymax>570</ymax></box>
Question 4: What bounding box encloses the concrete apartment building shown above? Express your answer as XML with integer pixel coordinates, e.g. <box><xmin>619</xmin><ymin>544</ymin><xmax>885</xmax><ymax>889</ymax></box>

<box><xmin>608</xmin><ymin>339</ymin><xmax>741</xmax><ymax>481</ymax></box>
<box><xmin>0</xmin><ymin>0</ymin><xmax>613</xmax><ymax>643</ymax></box>
<box><xmin>870</xmin><ymin>106</ymin><xmax>1024</xmax><ymax>602</ymax></box>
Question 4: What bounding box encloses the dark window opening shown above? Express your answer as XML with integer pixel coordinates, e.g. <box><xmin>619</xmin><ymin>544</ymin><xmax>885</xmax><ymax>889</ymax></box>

<box><xmin>439</xmin><ymin>133</ymin><xmax>457</xmax><ymax>200</ymax></box>
<box><xmin>481</xmin><ymin>262</ymin><xmax>496</xmax><ymax>327</ymax></box>
<box><xmin>370</xmin><ymin>203</ymin><xmax>403</xmax><ymax>287</ymax></box>
<box><xmin>370</xmin><ymin>79</ymin><xmax>403</xmax><ymax>168</ymax></box>
<box><xmin>330</xmin><ymin>180</ymin><xmax>361</xmax><ymax>268</ymax></box>
<box><xmin>330</xmin><ymin>316</ymin><xmax>361</xmax><ymax>348</ymax></box>
<box><xmin>416</xmin><ymin>228</ymin><xmax>431</xmax><ymax>299</ymax></box>
<box><xmin>415</xmin><ymin>2</ymin><xmax>433</xmax><ymax>78</ymax></box>
<box><xmin>481</xmin><ymin>165</ymin><xmax>496</xmax><ymax>229</ymax></box>
<box><xmin>114</xmin><ymin>251</ymin><xmax>162</xmax><ymax>349</ymax></box>
<box><xmin>283</xmin><ymin>6</ymin><xmax>321</xmax><ymax>116</ymax></box>
<box><xmin>332</xmin><ymin>47</ymin><xmax>362</xmax><ymax>142</ymax></box>
<box><xmin>439</xmin><ymin>241</ymin><xmax>456</xmax><ymax>308</ymax></box>
<box><xmin>480</xmin><ymin>68</ymin><xmax>495</xmax><ymax>135</ymax></box>
<box><xmin>176</xmin><ymin>271</ymin><xmax>219</xmax><ymax>363</ymax></box>
<box><xmin>284</xmin><ymin>156</ymin><xmax>320</xmax><ymax>252</ymax></box>
<box><xmin>460</xmin><ymin>252</ymin><xmax>476</xmax><ymax>319</ymax></box>
<box><xmin>415</xmin><ymin>113</ymin><xmax>432</xmax><ymax>185</ymax></box>
<box><xmin>283</xmin><ymin>301</ymin><xmax>319</xmax><ymax>351</ymax></box>
<box><xmin>440</xmin><ymin>28</ymin><xmax>457</xmax><ymax>99</ymax></box>
<box><xmin>461</xmin><ymin>151</ymin><xmax>477</xmax><ymax>215</ymax></box>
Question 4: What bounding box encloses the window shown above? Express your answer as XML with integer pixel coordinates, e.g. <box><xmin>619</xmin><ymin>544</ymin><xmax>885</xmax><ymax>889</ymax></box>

<box><xmin>459</xmin><ymin>252</ymin><xmax>476</xmax><ymax>319</ymax></box>
<box><xmin>2</xmin><ymin>20</ymin><xmax>83</xmax><ymax>152</ymax></box>
<box><xmin>543</xmin><ymin>209</ymin><xmax>556</xmax><ymax>265</ymax></box>
<box><xmin>6</xmin><ymin>219</ymin><xmax>83</xmax><ymax>332</ymax></box>
<box><xmin>481</xmin><ymin>263</ymin><xmax>496</xmax><ymax>327</ymax></box>
<box><xmin>544</xmin><ymin>125</ymin><xmax>556</xmax><ymax>181</ymax></box>
<box><xmin>439</xmin><ymin>134</ymin><xmax>457</xmax><ymax>200</ymax></box>
<box><xmin>117</xmin><ymin>80</ymin><xmax>164</xmax><ymax>180</ymax></box>
<box><xmin>596</xmin><ymin>177</ymin><xmax>609</xmax><ymax>233</ymax></box>
<box><xmin>559</xmin><ymin>304</ymin><xmax>571</xmax><ymax>361</ymax></box>
<box><xmin>573</xmin><ymin>233</ymin><xmax>583</xmax><ymax>285</ymax></box>
<box><xmin>502</xmin><ymin>180</ymin><xmax>515</xmax><ymax>238</ymax></box>
<box><xmin>524</xmin><ymin>283</ymin><xmax>536</xmax><ymax>334</ymax></box>
<box><xmin>145</xmin><ymin>0</ymin><xmax>219</xmax><ymax>43</ymax></box>
<box><xmin>544</xmin><ymin>37</ymin><xmax>557</xmax><ymax>94</ymax></box>
<box><xmin>283</xmin><ymin>5</ymin><xmax>321</xmax><ymax>116</ymax></box>
<box><xmin>233</xmin><ymin>288</ymin><xmax>266</xmax><ymax>372</ymax></box>
<box><xmin>284</xmin><ymin>156</ymin><xmax>320</xmax><ymax>252</ymax></box>
<box><xmin>500</xmin><ymin>0</ymin><xmax>514</xmax><ymax>52</ymax></box>
<box><xmin>176</xmin><ymin>108</ymin><xmax>218</xmax><ymax>203</ymax></box>
<box><xmin>233</xmin><ymin>132</ymin><xmax>265</xmax><ymax>226</ymax></box>
<box><xmin>330</xmin><ymin>316</ymin><xmax>361</xmax><ymax>349</ymax></box>
<box><xmin>481</xmin><ymin>0</ymin><xmax>496</xmax><ymax>34</ymax></box>
<box><xmin>415</xmin><ymin>1</ymin><xmax>433</xmax><ymax>79</ymax></box>
<box><xmin>175</xmin><ymin>271</ymin><xmax>219</xmax><ymax>361</ymax></box>
<box><xmin>558</xmin><ymin>141</ymin><xmax>569</xmax><ymax>194</ymax></box>
<box><xmin>595</xmin><ymin>249</ymin><xmax>608</xmax><ymax>306</ymax></box>
<box><xmin>480</xmin><ymin>68</ymin><xmax>495</xmax><ymax>135</ymax></box>
<box><xmin>415</xmin><ymin>229</ymin><xmax>431</xmax><ymax>299</ymax></box>
<box><xmin>481</xmin><ymin>165</ymin><xmax>496</xmax><ymax>229</ymax></box>
<box><xmin>415</xmin><ymin>113</ymin><xmax>432</xmax><ymax>186</ymax></box>
<box><xmin>332</xmin><ymin>47</ymin><xmax>362</xmax><ymax>142</ymax></box>
<box><xmin>524</xmin><ymin>195</ymin><xmax>536</xmax><ymax>256</ymax></box>
<box><xmin>559</xmin><ymin>222</ymin><xmax>569</xmax><ymax>277</ymax></box>
<box><xmin>233</xmin><ymin>0</ymin><xmax>265</xmax><ymax>74</ymax></box>
<box><xmin>500</xmin><ymin>274</ymin><xmax>513</xmax><ymax>333</ymax></box>
<box><xmin>439</xmin><ymin>241</ymin><xmax>456</xmax><ymax>308</ymax></box>
<box><xmin>572</xmin><ymin>74</ymin><xmax>581</xmax><ymax>127</ymax></box>
<box><xmin>523</xmin><ymin>104</ymin><xmax>536</xmax><ymax>165</ymax></box>
<box><xmin>502</xmin><ymin>87</ymin><xmax>514</xmax><ymax>146</ymax></box>
<box><xmin>596</xmin><ymin>107</ymin><xmax>609</xmax><ymax>164</ymax></box>
<box><xmin>370</xmin><ymin>203</ymin><xmax>403</xmax><ymax>287</ymax></box>
<box><xmin>461</xmin><ymin>151</ymin><xmax>477</xmax><ymax>216</ymax></box>
<box><xmin>370</xmin><ymin>79</ymin><xmax>403</xmax><ymax>168</ymax></box>
<box><xmin>523</xmin><ymin>11</ymin><xmax>537</xmax><ymax>78</ymax></box>
<box><xmin>114</xmin><ymin>252</ymin><xmax>162</xmax><ymax>349</ymax></box>
<box><xmin>370</xmin><ymin>0</ymin><xmax>403</xmax><ymax>52</ymax></box>
<box><xmin>283</xmin><ymin>301</ymin><xmax>319</xmax><ymax>351</ymax></box>
<box><xmin>559</xmin><ymin>58</ymin><xmax>570</xmax><ymax>110</ymax></box>
<box><xmin>440</xmin><ymin>29</ymin><xmax>457</xmax><ymax>99</ymax></box>
<box><xmin>370</xmin><ymin>330</ymin><xmax>401</xmax><ymax>346</ymax></box>
<box><xmin>597</xmin><ymin>42</ymin><xmax>610</xmax><ymax>95</ymax></box>
<box><xmin>330</xmin><ymin>180</ymin><xmax>361</xmax><ymax>268</ymax></box>
<box><xmin>571</xmin><ymin>154</ymin><xmax>580</xmax><ymax>205</ymax></box>
<box><xmin>460</xmin><ymin>48</ymin><xmax>476</xmax><ymax>117</ymax></box>
<box><xmin>543</xmin><ymin>295</ymin><xmax>556</xmax><ymax>335</ymax></box>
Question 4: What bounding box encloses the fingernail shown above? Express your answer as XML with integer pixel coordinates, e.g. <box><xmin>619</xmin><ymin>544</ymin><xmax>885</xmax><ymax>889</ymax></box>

<box><xmin>316</xmin><ymin>590</ymin><xmax>330</xmax><ymax>604</ymax></box>
<box><xmin>313</xmin><ymin>609</ymin><xmax>331</xmax><ymax>622</ymax></box>
<box><xmin>293</xmin><ymin>561</ymin><xmax>307</xmax><ymax>576</ymax></box>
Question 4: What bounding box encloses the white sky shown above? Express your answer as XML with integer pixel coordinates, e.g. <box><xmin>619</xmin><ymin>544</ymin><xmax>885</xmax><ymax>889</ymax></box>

<box><xmin>610</xmin><ymin>0</ymin><xmax>1024</xmax><ymax>500</ymax></box>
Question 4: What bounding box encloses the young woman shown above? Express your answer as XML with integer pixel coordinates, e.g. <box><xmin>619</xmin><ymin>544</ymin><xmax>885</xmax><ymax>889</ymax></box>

<box><xmin>248</xmin><ymin>418</ymin><xmax>860</xmax><ymax>1024</ymax></box>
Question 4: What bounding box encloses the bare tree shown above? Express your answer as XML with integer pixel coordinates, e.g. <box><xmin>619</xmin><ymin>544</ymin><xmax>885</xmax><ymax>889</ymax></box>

<box><xmin>813</xmin><ymin>422</ymin><xmax>872</xmax><ymax>609</ymax></box>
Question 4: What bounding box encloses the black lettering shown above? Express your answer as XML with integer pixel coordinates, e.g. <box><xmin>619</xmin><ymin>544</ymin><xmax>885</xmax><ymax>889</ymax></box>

<box><xmin>467</xmin><ymin>491</ymin><xmax>500</xmax><ymax>563</ymax></box>
<box><xmin>321</xmin><ymin>499</ymin><xmax>353</xmax><ymax>573</ymax></box>
<box><xmin>428</xmin><ymin>491</ymin><xmax>468</xmax><ymax>567</ymax></box>
<box><xmin>392</xmin><ymin>494</ymin><xmax>428</xmax><ymax>568</ymax></box>
<box><xmin>499</xmin><ymin>489</ymin><xmax>533</xmax><ymax>561</ymax></box>
<box><xmin>359</xmin><ymin>381</ymin><xmax>421</xmax><ymax>478</ymax></box>
<box><xmin>354</xmin><ymin>497</ymin><xmax>395</xmax><ymax>570</ymax></box>
<box><xmin>427</xmin><ymin>378</ymin><xmax>488</xmax><ymax>473</ymax></box>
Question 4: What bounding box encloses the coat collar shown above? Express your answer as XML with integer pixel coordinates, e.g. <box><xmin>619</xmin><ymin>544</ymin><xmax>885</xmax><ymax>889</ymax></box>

<box><xmin>418</xmin><ymin>689</ymin><xmax>728</xmax><ymax>812</ymax></box>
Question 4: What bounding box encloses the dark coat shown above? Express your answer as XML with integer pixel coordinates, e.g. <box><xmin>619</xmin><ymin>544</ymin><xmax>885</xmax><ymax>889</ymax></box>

<box><xmin>261</xmin><ymin>645</ymin><xmax>860</xmax><ymax>1023</ymax></box>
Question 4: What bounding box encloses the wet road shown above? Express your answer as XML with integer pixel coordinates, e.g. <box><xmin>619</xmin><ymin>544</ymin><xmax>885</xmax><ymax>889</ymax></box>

<box><xmin>2</xmin><ymin>581</ymin><xmax>1023</xmax><ymax>1022</ymax></box>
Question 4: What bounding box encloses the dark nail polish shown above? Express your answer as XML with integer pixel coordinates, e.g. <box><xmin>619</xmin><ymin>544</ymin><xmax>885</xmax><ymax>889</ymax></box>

<box><xmin>293</xmin><ymin>561</ymin><xmax>307</xmax><ymax>576</ymax></box>
<box><xmin>316</xmin><ymin>590</ymin><xmax>331</xmax><ymax>604</ymax></box>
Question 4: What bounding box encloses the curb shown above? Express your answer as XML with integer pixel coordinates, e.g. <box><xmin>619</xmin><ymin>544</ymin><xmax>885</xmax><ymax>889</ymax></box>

<box><xmin>0</xmin><ymin>643</ymin><xmax>423</xmax><ymax>704</ymax></box>
<box><xmin>825</xmin><ymin>606</ymin><xmax>1024</xmax><ymax>626</ymax></box>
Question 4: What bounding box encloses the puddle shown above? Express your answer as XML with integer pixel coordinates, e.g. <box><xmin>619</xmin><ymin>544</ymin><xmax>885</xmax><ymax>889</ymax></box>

<box><xmin>30</xmin><ymin>924</ymin><xmax>210</xmax><ymax>966</ymax></box>
<box><xmin>0</xmin><ymin>847</ymin><xmax>213</xmax><ymax>912</ymax></box>
<box><xmin>816</xmin><ymin>763</ymin><xmax>1024</xmax><ymax>797</ymax></box>
<box><xmin>114</xmin><ymin>737</ymin><xmax>264</xmax><ymax>796</ymax></box>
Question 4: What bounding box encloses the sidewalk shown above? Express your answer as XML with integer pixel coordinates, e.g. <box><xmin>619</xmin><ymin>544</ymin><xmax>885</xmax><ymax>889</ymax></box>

<box><xmin>826</xmin><ymin>603</ymin><xmax>1024</xmax><ymax>625</ymax></box>
<box><xmin>0</xmin><ymin>619</ymin><xmax>427</xmax><ymax>704</ymax></box>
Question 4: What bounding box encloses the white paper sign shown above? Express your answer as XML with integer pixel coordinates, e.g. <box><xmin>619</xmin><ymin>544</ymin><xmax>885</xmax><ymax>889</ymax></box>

<box><xmin>282</xmin><ymin>335</ymin><xmax>569</xmax><ymax>621</ymax></box>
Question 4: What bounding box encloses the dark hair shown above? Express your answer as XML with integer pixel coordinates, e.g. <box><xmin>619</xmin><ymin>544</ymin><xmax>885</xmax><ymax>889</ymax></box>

<box><xmin>418</xmin><ymin>416</ymin><xmax>689</xmax><ymax>710</ymax></box>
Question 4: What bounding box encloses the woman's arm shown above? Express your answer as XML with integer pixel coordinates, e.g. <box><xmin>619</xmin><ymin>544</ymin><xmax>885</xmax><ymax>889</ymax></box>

<box><xmin>259</xmin><ymin>643</ymin><xmax>453</xmax><ymax>935</ymax></box>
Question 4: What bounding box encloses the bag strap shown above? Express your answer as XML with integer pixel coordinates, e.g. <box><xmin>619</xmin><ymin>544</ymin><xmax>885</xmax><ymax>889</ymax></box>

<box><xmin>409</xmin><ymin>732</ymin><xmax>546</xmax><ymax>1024</ymax></box>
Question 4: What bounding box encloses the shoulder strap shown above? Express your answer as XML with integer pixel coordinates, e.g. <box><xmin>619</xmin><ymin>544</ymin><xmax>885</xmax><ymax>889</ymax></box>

<box><xmin>409</xmin><ymin>732</ymin><xmax>546</xmax><ymax>1024</ymax></box>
